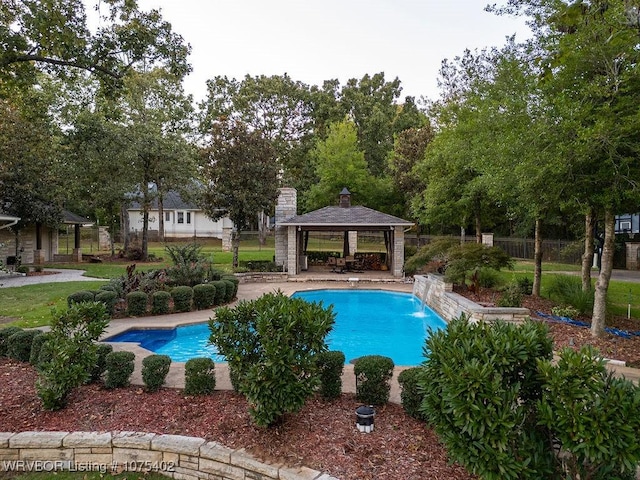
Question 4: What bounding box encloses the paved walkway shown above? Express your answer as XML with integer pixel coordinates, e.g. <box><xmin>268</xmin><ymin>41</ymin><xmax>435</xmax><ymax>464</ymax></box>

<box><xmin>0</xmin><ymin>269</ymin><xmax>104</xmax><ymax>288</ymax></box>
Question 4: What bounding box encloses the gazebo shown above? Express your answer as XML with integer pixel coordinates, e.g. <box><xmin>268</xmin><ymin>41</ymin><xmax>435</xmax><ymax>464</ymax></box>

<box><xmin>275</xmin><ymin>188</ymin><xmax>413</xmax><ymax>277</ymax></box>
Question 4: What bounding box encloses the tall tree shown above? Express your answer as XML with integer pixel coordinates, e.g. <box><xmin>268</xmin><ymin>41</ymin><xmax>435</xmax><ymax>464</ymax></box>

<box><xmin>200</xmin><ymin>119</ymin><xmax>279</xmax><ymax>268</ymax></box>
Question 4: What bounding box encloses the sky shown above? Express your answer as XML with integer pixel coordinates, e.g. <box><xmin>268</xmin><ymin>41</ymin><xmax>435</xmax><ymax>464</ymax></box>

<box><xmin>133</xmin><ymin>0</ymin><xmax>532</xmax><ymax>103</ymax></box>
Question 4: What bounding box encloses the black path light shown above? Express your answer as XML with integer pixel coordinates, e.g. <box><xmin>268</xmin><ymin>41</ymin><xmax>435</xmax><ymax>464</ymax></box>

<box><xmin>355</xmin><ymin>405</ymin><xmax>375</xmax><ymax>433</ymax></box>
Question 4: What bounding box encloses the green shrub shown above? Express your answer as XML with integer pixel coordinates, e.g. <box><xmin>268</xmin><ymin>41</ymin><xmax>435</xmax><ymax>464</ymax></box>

<box><xmin>141</xmin><ymin>354</ymin><xmax>171</xmax><ymax>392</ymax></box>
<box><xmin>67</xmin><ymin>290</ymin><xmax>96</xmax><ymax>307</ymax></box>
<box><xmin>30</xmin><ymin>332</ymin><xmax>51</xmax><ymax>365</ymax></box>
<box><xmin>193</xmin><ymin>284</ymin><xmax>217</xmax><ymax>310</ymax></box>
<box><xmin>0</xmin><ymin>326</ymin><xmax>22</xmax><ymax>357</ymax></box>
<box><xmin>222</xmin><ymin>275</ymin><xmax>239</xmax><ymax>298</ymax></box>
<box><xmin>16</xmin><ymin>265</ymin><xmax>29</xmax><ymax>274</ymax></box>
<box><xmin>497</xmin><ymin>283</ymin><xmax>523</xmax><ymax>307</ymax></box>
<box><xmin>7</xmin><ymin>329</ymin><xmax>41</xmax><ymax>362</ymax></box>
<box><xmin>221</xmin><ymin>279</ymin><xmax>235</xmax><ymax>303</ymax></box>
<box><xmin>477</xmin><ymin>267</ymin><xmax>500</xmax><ymax>288</ymax></box>
<box><xmin>404</xmin><ymin>238</ymin><xmax>459</xmax><ymax>276</ymax></box>
<box><xmin>209</xmin><ymin>291</ymin><xmax>335</xmax><ymax>427</ymax></box>
<box><xmin>104</xmin><ymin>351</ymin><xmax>135</xmax><ymax>389</ymax></box>
<box><xmin>354</xmin><ymin>355</ymin><xmax>394</xmax><ymax>405</ymax></box>
<box><xmin>34</xmin><ymin>265</ymin><xmax>43</xmax><ymax>273</ymax></box>
<box><xmin>538</xmin><ymin>347</ymin><xmax>640</xmax><ymax>479</ymax></box>
<box><xmin>165</xmin><ymin>242</ymin><xmax>204</xmax><ymax>264</ymax></box>
<box><xmin>184</xmin><ymin>357</ymin><xmax>216</xmax><ymax>395</ymax></box>
<box><xmin>36</xmin><ymin>302</ymin><xmax>109</xmax><ymax>410</ymax></box>
<box><xmin>171</xmin><ymin>286</ymin><xmax>193</xmax><ymax>312</ymax></box>
<box><xmin>397</xmin><ymin>367</ymin><xmax>426</xmax><ymax>420</ymax></box>
<box><xmin>37</xmin><ymin>338</ymin><xmax>54</xmax><ymax>370</ymax></box>
<box><xmin>212</xmin><ymin>280</ymin><xmax>227</xmax><ymax>305</ymax></box>
<box><xmin>95</xmin><ymin>290</ymin><xmax>117</xmax><ymax>316</ymax></box>
<box><xmin>551</xmin><ymin>305</ymin><xmax>580</xmax><ymax>319</ymax></box>
<box><xmin>126</xmin><ymin>291</ymin><xmax>148</xmax><ymax>316</ymax></box>
<box><xmin>228</xmin><ymin>364</ymin><xmax>242</xmax><ymax>392</ymax></box>
<box><xmin>90</xmin><ymin>343</ymin><xmax>113</xmax><ymax>383</ymax></box>
<box><xmin>546</xmin><ymin>274</ymin><xmax>594</xmax><ymax>315</ymax></box>
<box><xmin>420</xmin><ymin>316</ymin><xmax>555</xmax><ymax>480</ymax></box>
<box><xmin>316</xmin><ymin>350</ymin><xmax>345</xmax><ymax>400</ymax></box>
<box><xmin>445</xmin><ymin>243</ymin><xmax>513</xmax><ymax>291</ymax></box>
<box><xmin>517</xmin><ymin>276</ymin><xmax>533</xmax><ymax>295</ymax></box>
<box><xmin>151</xmin><ymin>291</ymin><xmax>171</xmax><ymax>315</ymax></box>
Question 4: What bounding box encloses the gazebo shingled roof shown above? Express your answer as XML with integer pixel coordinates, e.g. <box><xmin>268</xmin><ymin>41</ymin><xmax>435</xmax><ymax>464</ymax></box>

<box><xmin>279</xmin><ymin>205</ymin><xmax>413</xmax><ymax>230</ymax></box>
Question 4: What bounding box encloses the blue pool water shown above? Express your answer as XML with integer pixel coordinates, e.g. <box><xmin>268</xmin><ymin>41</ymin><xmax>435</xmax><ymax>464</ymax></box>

<box><xmin>106</xmin><ymin>289</ymin><xmax>446</xmax><ymax>366</ymax></box>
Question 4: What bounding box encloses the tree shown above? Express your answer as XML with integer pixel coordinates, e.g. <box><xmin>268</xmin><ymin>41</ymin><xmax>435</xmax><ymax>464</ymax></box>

<box><xmin>200</xmin><ymin>119</ymin><xmax>279</xmax><ymax>268</ymax></box>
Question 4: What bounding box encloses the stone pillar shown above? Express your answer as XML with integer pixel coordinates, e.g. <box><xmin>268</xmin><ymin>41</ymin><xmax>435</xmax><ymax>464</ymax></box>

<box><xmin>275</xmin><ymin>188</ymin><xmax>297</xmax><ymax>269</ymax></box>
<box><xmin>392</xmin><ymin>228</ymin><xmax>405</xmax><ymax>277</ymax></box>
<box><xmin>33</xmin><ymin>250</ymin><xmax>45</xmax><ymax>264</ymax></box>
<box><xmin>98</xmin><ymin>227</ymin><xmax>111</xmax><ymax>251</ymax></box>
<box><xmin>287</xmin><ymin>226</ymin><xmax>298</xmax><ymax>275</ymax></box>
<box><xmin>72</xmin><ymin>248</ymin><xmax>82</xmax><ymax>262</ymax></box>
<box><xmin>221</xmin><ymin>227</ymin><xmax>233</xmax><ymax>252</ymax></box>
<box><xmin>481</xmin><ymin>233</ymin><xmax>494</xmax><ymax>247</ymax></box>
<box><xmin>626</xmin><ymin>243</ymin><xmax>640</xmax><ymax>270</ymax></box>
<box><xmin>348</xmin><ymin>231</ymin><xmax>358</xmax><ymax>256</ymax></box>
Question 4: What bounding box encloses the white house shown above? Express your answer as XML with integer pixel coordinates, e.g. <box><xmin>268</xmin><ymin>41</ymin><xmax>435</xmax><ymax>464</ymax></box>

<box><xmin>127</xmin><ymin>191</ymin><xmax>234</xmax><ymax>246</ymax></box>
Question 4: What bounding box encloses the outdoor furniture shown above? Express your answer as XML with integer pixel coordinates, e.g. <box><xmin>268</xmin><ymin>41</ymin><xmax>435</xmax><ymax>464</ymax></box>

<box><xmin>335</xmin><ymin>258</ymin><xmax>346</xmax><ymax>273</ymax></box>
<box><xmin>327</xmin><ymin>256</ymin><xmax>337</xmax><ymax>271</ymax></box>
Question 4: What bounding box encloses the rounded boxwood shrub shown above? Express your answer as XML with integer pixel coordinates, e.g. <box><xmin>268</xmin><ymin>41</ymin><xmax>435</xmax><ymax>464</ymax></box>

<box><xmin>151</xmin><ymin>291</ymin><xmax>171</xmax><ymax>315</ymax></box>
<box><xmin>67</xmin><ymin>290</ymin><xmax>96</xmax><ymax>307</ymax></box>
<box><xmin>0</xmin><ymin>326</ymin><xmax>22</xmax><ymax>357</ymax></box>
<box><xmin>141</xmin><ymin>354</ymin><xmax>171</xmax><ymax>392</ymax></box>
<box><xmin>354</xmin><ymin>355</ymin><xmax>395</xmax><ymax>405</ymax></box>
<box><xmin>316</xmin><ymin>350</ymin><xmax>345</xmax><ymax>400</ymax></box>
<box><xmin>30</xmin><ymin>332</ymin><xmax>51</xmax><ymax>365</ymax></box>
<box><xmin>126</xmin><ymin>291</ymin><xmax>148</xmax><ymax>317</ymax></box>
<box><xmin>37</xmin><ymin>339</ymin><xmax>54</xmax><ymax>370</ymax></box>
<box><xmin>104</xmin><ymin>351</ymin><xmax>135</xmax><ymax>389</ymax></box>
<box><xmin>212</xmin><ymin>280</ymin><xmax>227</xmax><ymax>305</ymax></box>
<box><xmin>171</xmin><ymin>286</ymin><xmax>193</xmax><ymax>313</ymax></box>
<box><xmin>193</xmin><ymin>284</ymin><xmax>217</xmax><ymax>310</ymax></box>
<box><xmin>90</xmin><ymin>343</ymin><xmax>114</xmax><ymax>383</ymax></box>
<box><xmin>7</xmin><ymin>329</ymin><xmax>41</xmax><ymax>362</ymax></box>
<box><xmin>221</xmin><ymin>279</ymin><xmax>235</xmax><ymax>303</ymax></box>
<box><xmin>184</xmin><ymin>357</ymin><xmax>216</xmax><ymax>395</ymax></box>
<box><xmin>221</xmin><ymin>275</ymin><xmax>239</xmax><ymax>298</ymax></box>
<box><xmin>397</xmin><ymin>367</ymin><xmax>426</xmax><ymax>420</ymax></box>
<box><xmin>95</xmin><ymin>290</ymin><xmax>118</xmax><ymax>316</ymax></box>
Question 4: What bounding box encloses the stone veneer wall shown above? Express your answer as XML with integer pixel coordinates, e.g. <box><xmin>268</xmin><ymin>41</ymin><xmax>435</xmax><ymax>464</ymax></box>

<box><xmin>413</xmin><ymin>274</ymin><xmax>530</xmax><ymax>324</ymax></box>
<box><xmin>0</xmin><ymin>431</ymin><xmax>336</xmax><ymax>480</ymax></box>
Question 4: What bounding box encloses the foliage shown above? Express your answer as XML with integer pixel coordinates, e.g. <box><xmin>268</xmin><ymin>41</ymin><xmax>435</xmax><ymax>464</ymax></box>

<box><xmin>315</xmin><ymin>350</ymin><xmax>345</xmax><ymax>400</ymax></box>
<box><xmin>36</xmin><ymin>302</ymin><xmax>109</xmax><ymax>410</ymax></box>
<box><xmin>404</xmin><ymin>238</ymin><xmax>458</xmax><ymax>276</ymax></box>
<box><xmin>477</xmin><ymin>267</ymin><xmax>501</xmax><ymax>289</ymax></box>
<box><xmin>209</xmin><ymin>291</ymin><xmax>335</xmax><ymax>427</ymax></box>
<box><xmin>184</xmin><ymin>357</ymin><xmax>216</xmax><ymax>395</ymax></box>
<box><xmin>165</xmin><ymin>260</ymin><xmax>220</xmax><ymax>287</ymax></box>
<box><xmin>95</xmin><ymin>290</ymin><xmax>117</xmax><ymax>316</ymax></box>
<box><xmin>67</xmin><ymin>290</ymin><xmax>95</xmax><ymax>306</ymax></box>
<box><xmin>221</xmin><ymin>279</ymin><xmax>235</xmax><ymax>303</ymax></box>
<box><xmin>171</xmin><ymin>286</ymin><xmax>193</xmax><ymax>313</ymax></box>
<box><xmin>222</xmin><ymin>275</ymin><xmax>239</xmax><ymax>298</ymax></box>
<box><xmin>444</xmin><ymin>243</ymin><xmax>513</xmax><ymax>291</ymax></box>
<box><xmin>497</xmin><ymin>283</ymin><xmax>523</xmax><ymax>308</ymax></box>
<box><xmin>538</xmin><ymin>347</ymin><xmax>640</xmax><ymax>479</ymax></box>
<box><xmin>165</xmin><ymin>243</ymin><xmax>205</xmax><ymax>265</ymax></box>
<box><xmin>89</xmin><ymin>343</ymin><xmax>113</xmax><ymax>384</ymax></box>
<box><xmin>7</xmin><ymin>329</ymin><xmax>41</xmax><ymax>362</ymax></box>
<box><xmin>141</xmin><ymin>354</ymin><xmax>171</xmax><ymax>392</ymax></box>
<box><xmin>420</xmin><ymin>317</ymin><xmax>555</xmax><ymax>480</ymax></box>
<box><xmin>151</xmin><ymin>291</ymin><xmax>171</xmax><ymax>315</ymax></box>
<box><xmin>547</xmin><ymin>274</ymin><xmax>594</xmax><ymax>316</ymax></box>
<box><xmin>517</xmin><ymin>276</ymin><xmax>533</xmax><ymax>296</ymax></box>
<box><xmin>238</xmin><ymin>260</ymin><xmax>281</xmax><ymax>272</ymax></box>
<box><xmin>397</xmin><ymin>367</ymin><xmax>426</xmax><ymax>420</ymax></box>
<box><xmin>354</xmin><ymin>355</ymin><xmax>395</xmax><ymax>405</ymax></box>
<box><xmin>29</xmin><ymin>332</ymin><xmax>51</xmax><ymax>366</ymax></box>
<box><xmin>0</xmin><ymin>326</ymin><xmax>23</xmax><ymax>357</ymax></box>
<box><xmin>126</xmin><ymin>291</ymin><xmax>148</xmax><ymax>317</ymax></box>
<box><xmin>193</xmin><ymin>284</ymin><xmax>217</xmax><ymax>310</ymax></box>
<box><xmin>104</xmin><ymin>351</ymin><xmax>136</xmax><ymax>389</ymax></box>
<box><xmin>212</xmin><ymin>280</ymin><xmax>228</xmax><ymax>305</ymax></box>
<box><xmin>552</xmin><ymin>305</ymin><xmax>580</xmax><ymax>319</ymax></box>
<box><xmin>16</xmin><ymin>265</ymin><xmax>29</xmax><ymax>274</ymax></box>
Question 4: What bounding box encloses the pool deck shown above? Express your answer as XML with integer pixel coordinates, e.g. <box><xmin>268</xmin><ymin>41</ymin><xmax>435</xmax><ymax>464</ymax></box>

<box><xmin>103</xmin><ymin>280</ymin><xmax>417</xmax><ymax>404</ymax></box>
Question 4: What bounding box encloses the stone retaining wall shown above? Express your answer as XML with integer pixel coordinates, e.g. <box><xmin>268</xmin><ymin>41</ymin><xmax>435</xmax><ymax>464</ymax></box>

<box><xmin>235</xmin><ymin>272</ymin><xmax>290</xmax><ymax>283</ymax></box>
<box><xmin>413</xmin><ymin>274</ymin><xmax>530</xmax><ymax>324</ymax></box>
<box><xmin>0</xmin><ymin>431</ymin><xmax>336</xmax><ymax>480</ymax></box>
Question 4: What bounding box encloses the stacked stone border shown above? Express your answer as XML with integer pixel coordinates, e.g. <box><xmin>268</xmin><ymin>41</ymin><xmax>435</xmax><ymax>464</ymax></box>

<box><xmin>0</xmin><ymin>431</ymin><xmax>337</xmax><ymax>480</ymax></box>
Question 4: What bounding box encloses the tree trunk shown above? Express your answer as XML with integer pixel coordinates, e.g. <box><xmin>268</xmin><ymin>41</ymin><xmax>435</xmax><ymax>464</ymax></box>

<box><xmin>232</xmin><ymin>229</ymin><xmax>240</xmax><ymax>268</ymax></box>
<box><xmin>475</xmin><ymin>211</ymin><xmax>482</xmax><ymax>244</ymax></box>
<box><xmin>121</xmin><ymin>203</ymin><xmax>130</xmax><ymax>252</ymax></box>
<box><xmin>158</xmin><ymin>187</ymin><xmax>165</xmax><ymax>243</ymax></box>
<box><xmin>532</xmin><ymin>217</ymin><xmax>543</xmax><ymax>297</ymax></box>
<box><xmin>591</xmin><ymin>208</ymin><xmax>615</xmax><ymax>337</ymax></box>
<box><xmin>141</xmin><ymin>182</ymin><xmax>150</xmax><ymax>262</ymax></box>
<box><xmin>258</xmin><ymin>211</ymin><xmax>267</xmax><ymax>247</ymax></box>
<box><xmin>581</xmin><ymin>209</ymin><xmax>595</xmax><ymax>292</ymax></box>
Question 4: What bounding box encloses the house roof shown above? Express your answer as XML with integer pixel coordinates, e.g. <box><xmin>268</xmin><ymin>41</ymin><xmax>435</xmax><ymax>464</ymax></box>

<box><xmin>63</xmin><ymin>210</ymin><xmax>94</xmax><ymax>225</ymax></box>
<box><xmin>279</xmin><ymin>205</ymin><xmax>413</xmax><ymax>231</ymax></box>
<box><xmin>128</xmin><ymin>191</ymin><xmax>196</xmax><ymax>211</ymax></box>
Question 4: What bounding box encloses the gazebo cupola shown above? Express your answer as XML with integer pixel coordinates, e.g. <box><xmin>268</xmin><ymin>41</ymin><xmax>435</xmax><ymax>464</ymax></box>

<box><xmin>339</xmin><ymin>188</ymin><xmax>351</xmax><ymax>208</ymax></box>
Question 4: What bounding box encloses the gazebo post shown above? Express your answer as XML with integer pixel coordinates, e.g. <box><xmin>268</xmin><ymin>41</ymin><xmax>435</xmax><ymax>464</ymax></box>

<box><xmin>73</xmin><ymin>223</ymin><xmax>82</xmax><ymax>262</ymax></box>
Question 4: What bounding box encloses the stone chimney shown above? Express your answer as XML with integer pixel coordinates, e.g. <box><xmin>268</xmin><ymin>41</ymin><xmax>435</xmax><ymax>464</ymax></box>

<box><xmin>339</xmin><ymin>187</ymin><xmax>351</xmax><ymax>208</ymax></box>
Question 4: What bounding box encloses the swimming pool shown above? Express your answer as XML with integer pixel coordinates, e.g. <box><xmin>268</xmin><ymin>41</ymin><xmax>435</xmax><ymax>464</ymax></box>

<box><xmin>106</xmin><ymin>289</ymin><xmax>446</xmax><ymax>366</ymax></box>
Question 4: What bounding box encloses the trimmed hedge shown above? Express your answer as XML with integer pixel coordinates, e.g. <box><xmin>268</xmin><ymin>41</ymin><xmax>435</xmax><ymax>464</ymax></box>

<box><xmin>221</xmin><ymin>279</ymin><xmax>235</xmax><ymax>303</ymax></box>
<box><xmin>90</xmin><ymin>343</ymin><xmax>114</xmax><ymax>383</ymax></box>
<box><xmin>316</xmin><ymin>350</ymin><xmax>345</xmax><ymax>400</ymax></box>
<box><xmin>7</xmin><ymin>330</ymin><xmax>41</xmax><ymax>362</ymax></box>
<box><xmin>151</xmin><ymin>291</ymin><xmax>171</xmax><ymax>315</ymax></box>
<box><xmin>212</xmin><ymin>281</ymin><xmax>227</xmax><ymax>305</ymax></box>
<box><xmin>0</xmin><ymin>327</ymin><xmax>22</xmax><ymax>357</ymax></box>
<box><xmin>95</xmin><ymin>290</ymin><xmax>118</xmax><ymax>316</ymax></box>
<box><xmin>126</xmin><ymin>291</ymin><xmax>148</xmax><ymax>317</ymax></box>
<box><xmin>221</xmin><ymin>275</ymin><xmax>239</xmax><ymax>298</ymax></box>
<box><xmin>354</xmin><ymin>355</ymin><xmax>395</xmax><ymax>405</ymax></box>
<box><xmin>30</xmin><ymin>332</ymin><xmax>52</xmax><ymax>366</ymax></box>
<box><xmin>104</xmin><ymin>351</ymin><xmax>135</xmax><ymax>389</ymax></box>
<box><xmin>193</xmin><ymin>284</ymin><xmax>217</xmax><ymax>310</ymax></box>
<box><xmin>67</xmin><ymin>290</ymin><xmax>95</xmax><ymax>306</ymax></box>
<box><xmin>141</xmin><ymin>354</ymin><xmax>171</xmax><ymax>392</ymax></box>
<box><xmin>397</xmin><ymin>367</ymin><xmax>425</xmax><ymax>420</ymax></box>
<box><xmin>184</xmin><ymin>357</ymin><xmax>216</xmax><ymax>395</ymax></box>
<box><xmin>171</xmin><ymin>286</ymin><xmax>193</xmax><ymax>313</ymax></box>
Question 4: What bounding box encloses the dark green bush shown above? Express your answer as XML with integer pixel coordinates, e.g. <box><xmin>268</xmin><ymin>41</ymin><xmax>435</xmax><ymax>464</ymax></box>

<box><xmin>171</xmin><ymin>286</ymin><xmax>193</xmax><ymax>312</ymax></box>
<box><xmin>36</xmin><ymin>302</ymin><xmax>109</xmax><ymax>410</ymax></box>
<box><xmin>151</xmin><ymin>291</ymin><xmax>171</xmax><ymax>315</ymax></box>
<box><xmin>165</xmin><ymin>243</ymin><xmax>204</xmax><ymax>264</ymax></box>
<box><xmin>193</xmin><ymin>284</ymin><xmax>217</xmax><ymax>310</ymax></box>
<box><xmin>212</xmin><ymin>280</ymin><xmax>227</xmax><ymax>305</ymax></box>
<box><xmin>7</xmin><ymin>329</ymin><xmax>41</xmax><ymax>362</ymax></box>
<box><xmin>30</xmin><ymin>332</ymin><xmax>51</xmax><ymax>365</ymax></box>
<box><xmin>420</xmin><ymin>317</ymin><xmax>555</xmax><ymax>480</ymax></box>
<box><xmin>209</xmin><ymin>291</ymin><xmax>335</xmax><ymax>427</ymax></box>
<box><xmin>517</xmin><ymin>276</ymin><xmax>533</xmax><ymax>295</ymax></box>
<box><xmin>95</xmin><ymin>290</ymin><xmax>117</xmax><ymax>316</ymax></box>
<box><xmin>222</xmin><ymin>275</ymin><xmax>239</xmax><ymax>298</ymax></box>
<box><xmin>104</xmin><ymin>351</ymin><xmax>135</xmax><ymax>389</ymax></box>
<box><xmin>477</xmin><ymin>268</ymin><xmax>500</xmax><ymax>288</ymax></box>
<box><xmin>354</xmin><ymin>355</ymin><xmax>394</xmax><ymax>405</ymax></box>
<box><xmin>445</xmin><ymin>243</ymin><xmax>513</xmax><ymax>291</ymax></box>
<box><xmin>67</xmin><ymin>290</ymin><xmax>96</xmax><ymax>307</ymax></box>
<box><xmin>228</xmin><ymin>363</ymin><xmax>242</xmax><ymax>392</ymax></box>
<box><xmin>404</xmin><ymin>238</ymin><xmax>459</xmax><ymax>275</ymax></box>
<box><xmin>221</xmin><ymin>279</ymin><xmax>235</xmax><ymax>303</ymax></box>
<box><xmin>184</xmin><ymin>357</ymin><xmax>216</xmax><ymax>395</ymax></box>
<box><xmin>547</xmin><ymin>274</ymin><xmax>594</xmax><ymax>315</ymax></box>
<box><xmin>316</xmin><ymin>350</ymin><xmax>345</xmax><ymax>400</ymax></box>
<box><xmin>497</xmin><ymin>283</ymin><xmax>523</xmax><ymax>307</ymax></box>
<box><xmin>126</xmin><ymin>291</ymin><xmax>148</xmax><ymax>317</ymax></box>
<box><xmin>34</xmin><ymin>265</ymin><xmax>43</xmax><ymax>273</ymax></box>
<box><xmin>397</xmin><ymin>367</ymin><xmax>426</xmax><ymax>420</ymax></box>
<box><xmin>141</xmin><ymin>354</ymin><xmax>171</xmax><ymax>392</ymax></box>
<box><xmin>0</xmin><ymin>326</ymin><xmax>23</xmax><ymax>357</ymax></box>
<box><xmin>16</xmin><ymin>265</ymin><xmax>29</xmax><ymax>274</ymax></box>
<box><xmin>89</xmin><ymin>343</ymin><xmax>113</xmax><ymax>383</ymax></box>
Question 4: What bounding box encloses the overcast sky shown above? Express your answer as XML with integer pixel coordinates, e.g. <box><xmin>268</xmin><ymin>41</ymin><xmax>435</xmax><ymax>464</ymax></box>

<box><xmin>133</xmin><ymin>0</ymin><xmax>531</xmax><ymax>103</ymax></box>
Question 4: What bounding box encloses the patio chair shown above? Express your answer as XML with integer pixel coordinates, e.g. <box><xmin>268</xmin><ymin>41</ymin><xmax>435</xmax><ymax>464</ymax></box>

<box><xmin>335</xmin><ymin>257</ymin><xmax>346</xmax><ymax>273</ymax></box>
<box><xmin>327</xmin><ymin>256</ymin><xmax>337</xmax><ymax>271</ymax></box>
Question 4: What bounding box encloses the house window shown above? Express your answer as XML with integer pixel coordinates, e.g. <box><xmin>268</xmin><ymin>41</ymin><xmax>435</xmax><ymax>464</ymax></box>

<box><xmin>177</xmin><ymin>212</ymin><xmax>184</xmax><ymax>224</ymax></box>
<box><xmin>165</xmin><ymin>211</ymin><xmax>171</xmax><ymax>222</ymax></box>
<box><xmin>186</xmin><ymin>212</ymin><xmax>191</xmax><ymax>224</ymax></box>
